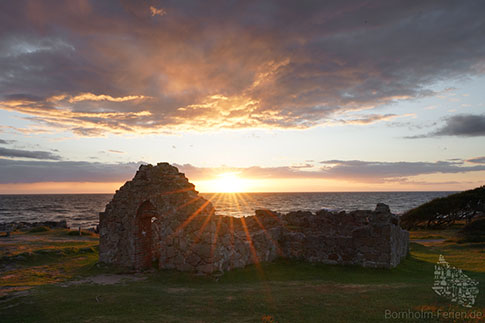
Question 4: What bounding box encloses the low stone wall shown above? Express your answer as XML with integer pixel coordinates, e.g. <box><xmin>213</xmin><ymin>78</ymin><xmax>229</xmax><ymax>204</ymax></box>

<box><xmin>192</xmin><ymin>203</ymin><xmax>409</xmax><ymax>273</ymax></box>
<box><xmin>99</xmin><ymin>163</ymin><xmax>409</xmax><ymax>273</ymax></box>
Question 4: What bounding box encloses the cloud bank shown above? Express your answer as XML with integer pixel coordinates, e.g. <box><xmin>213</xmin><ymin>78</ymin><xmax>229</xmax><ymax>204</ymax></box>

<box><xmin>467</xmin><ymin>156</ymin><xmax>485</xmax><ymax>164</ymax></box>
<box><xmin>0</xmin><ymin>159</ymin><xmax>141</xmax><ymax>183</ymax></box>
<box><xmin>1</xmin><ymin>158</ymin><xmax>484</xmax><ymax>184</ymax></box>
<box><xmin>1</xmin><ymin>1</ymin><xmax>485</xmax><ymax>135</ymax></box>
<box><xmin>0</xmin><ymin>147</ymin><xmax>61</xmax><ymax>160</ymax></box>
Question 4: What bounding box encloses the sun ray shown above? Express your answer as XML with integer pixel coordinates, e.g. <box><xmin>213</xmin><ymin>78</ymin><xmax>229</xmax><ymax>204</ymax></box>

<box><xmin>173</xmin><ymin>199</ymin><xmax>212</xmax><ymax>234</ymax></box>
<box><xmin>229</xmin><ymin>193</ymin><xmax>261</xmax><ymax>265</ymax></box>
<box><xmin>176</xmin><ymin>196</ymin><xmax>202</xmax><ymax>210</ymax></box>
<box><xmin>239</xmin><ymin>216</ymin><xmax>260</xmax><ymax>265</ymax></box>
<box><xmin>211</xmin><ymin>213</ymin><xmax>224</xmax><ymax>258</ymax></box>
<box><xmin>158</xmin><ymin>187</ymin><xmax>195</xmax><ymax>196</ymax></box>
<box><xmin>235</xmin><ymin>193</ymin><xmax>283</xmax><ymax>257</ymax></box>
<box><xmin>183</xmin><ymin>193</ymin><xmax>225</xmax><ymax>258</ymax></box>
<box><xmin>172</xmin><ymin>192</ymin><xmax>226</xmax><ymax>235</ymax></box>
<box><xmin>231</xmin><ymin>193</ymin><xmax>277</xmax><ymax>305</ymax></box>
<box><xmin>195</xmin><ymin>208</ymin><xmax>215</xmax><ymax>242</ymax></box>
<box><xmin>192</xmin><ymin>192</ymin><xmax>225</xmax><ymax>242</ymax></box>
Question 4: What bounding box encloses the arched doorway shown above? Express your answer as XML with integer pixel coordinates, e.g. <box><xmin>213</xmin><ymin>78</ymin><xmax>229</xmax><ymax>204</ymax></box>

<box><xmin>134</xmin><ymin>200</ymin><xmax>158</xmax><ymax>269</ymax></box>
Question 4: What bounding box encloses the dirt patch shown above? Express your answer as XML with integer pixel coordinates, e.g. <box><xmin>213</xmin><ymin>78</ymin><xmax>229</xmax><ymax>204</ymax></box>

<box><xmin>268</xmin><ymin>281</ymin><xmax>413</xmax><ymax>294</ymax></box>
<box><xmin>220</xmin><ymin>281</ymin><xmax>413</xmax><ymax>294</ymax></box>
<box><xmin>165</xmin><ymin>287</ymin><xmax>195</xmax><ymax>293</ymax></box>
<box><xmin>61</xmin><ymin>274</ymin><xmax>147</xmax><ymax>286</ymax></box>
<box><xmin>315</xmin><ymin>282</ymin><xmax>411</xmax><ymax>293</ymax></box>
<box><xmin>0</xmin><ymin>286</ymin><xmax>31</xmax><ymax>298</ymax></box>
<box><xmin>412</xmin><ymin>239</ymin><xmax>446</xmax><ymax>245</ymax></box>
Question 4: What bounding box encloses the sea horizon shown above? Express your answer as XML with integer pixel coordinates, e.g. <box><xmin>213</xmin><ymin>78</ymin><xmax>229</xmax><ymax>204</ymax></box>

<box><xmin>0</xmin><ymin>189</ymin><xmax>460</xmax><ymax>195</ymax></box>
<box><xmin>0</xmin><ymin>191</ymin><xmax>456</xmax><ymax>229</ymax></box>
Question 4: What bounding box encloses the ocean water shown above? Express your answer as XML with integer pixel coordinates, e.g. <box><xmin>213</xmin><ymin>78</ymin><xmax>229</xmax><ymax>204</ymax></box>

<box><xmin>0</xmin><ymin>192</ymin><xmax>455</xmax><ymax>229</ymax></box>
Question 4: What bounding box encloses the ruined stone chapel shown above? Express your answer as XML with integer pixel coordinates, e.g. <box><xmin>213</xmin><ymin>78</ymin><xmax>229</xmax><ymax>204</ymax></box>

<box><xmin>99</xmin><ymin>163</ymin><xmax>409</xmax><ymax>273</ymax></box>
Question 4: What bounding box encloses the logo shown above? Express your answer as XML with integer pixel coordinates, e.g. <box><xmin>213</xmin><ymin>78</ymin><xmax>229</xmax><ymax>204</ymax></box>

<box><xmin>432</xmin><ymin>254</ymin><xmax>479</xmax><ymax>308</ymax></box>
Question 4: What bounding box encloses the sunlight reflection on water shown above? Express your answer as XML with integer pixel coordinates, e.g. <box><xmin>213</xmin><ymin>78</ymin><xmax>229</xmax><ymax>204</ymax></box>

<box><xmin>0</xmin><ymin>191</ymin><xmax>454</xmax><ymax>228</ymax></box>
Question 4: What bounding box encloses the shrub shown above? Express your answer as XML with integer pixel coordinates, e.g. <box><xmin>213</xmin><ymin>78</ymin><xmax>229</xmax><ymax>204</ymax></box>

<box><xmin>401</xmin><ymin>185</ymin><xmax>485</xmax><ymax>229</ymax></box>
<box><xmin>459</xmin><ymin>218</ymin><xmax>485</xmax><ymax>242</ymax></box>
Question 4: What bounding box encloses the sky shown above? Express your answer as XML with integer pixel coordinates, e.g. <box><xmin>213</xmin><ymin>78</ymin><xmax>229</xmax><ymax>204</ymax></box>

<box><xmin>1</xmin><ymin>0</ymin><xmax>485</xmax><ymax>193</ymax></box>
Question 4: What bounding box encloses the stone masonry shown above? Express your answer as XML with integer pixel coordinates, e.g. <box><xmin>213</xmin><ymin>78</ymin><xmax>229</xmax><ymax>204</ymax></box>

<box><xmin>99</xmin><ymin>163</ymin><xmax>409</xmax><ymax>273</ymax></box>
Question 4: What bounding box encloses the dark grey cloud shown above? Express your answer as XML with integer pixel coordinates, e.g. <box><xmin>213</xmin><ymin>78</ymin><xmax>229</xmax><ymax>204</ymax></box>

<box><xmin>0</xmin><ymin>159</ymin><xmax>141</xmax><ymax>183</ymax></box>
<box><xmin>408</xmin><ymin>114</ymin><xmax>485</xmax><ymax>138</ymax></box>
<box><xmin>0</xmin><ymin>147</ymin><xmax>62</xmax><ymax>160</ymax></box>
<box><xmin>318</xmin><ymin>160</ymin><xmax>485</xmax><ymax>181</ymax></box>
<box><xmin>0</xmin><ymin>138</ymin><xmax>16</xmax><ymax>144</ymax></box>
<box><xmin>467</xmin><ymin>156</ymin><xmax>485</xmax><ymax>164</ymax></box>
<box><xmin>0</xmin><ymin>0</ymin><xmax>485</xmax><ymax>133</ymax></box>
<box><xmin>433</xmin><ymin>114</ymin><xmax>485</xmax><ymax>137</ymax></box>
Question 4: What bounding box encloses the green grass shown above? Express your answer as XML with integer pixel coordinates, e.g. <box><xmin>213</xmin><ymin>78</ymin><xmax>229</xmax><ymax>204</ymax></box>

<box><xmin>66</xmin><ymin>229</ymin><xmax>96</xmax><ymax>237</ymax></box>
<box><xmin>1</xmin><ymin>229</ymin><xmax>484</xmax><ymax>322</ymax></box>
<box><xmin>28</xmin><ymin>226</ymin><xmax>50</xmax><ymax>233</ymax></box>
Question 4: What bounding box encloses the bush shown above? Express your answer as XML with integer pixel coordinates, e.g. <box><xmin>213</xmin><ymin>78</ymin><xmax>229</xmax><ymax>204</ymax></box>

<box><xmin>29</xmin><ymin>226</ymin><xmax>50</xmax><ymax>233</ymax></box>
<box><xmin>460</xmin><ymin>218</ymin><xmax>485</xmax><ymax>242</ymax></box>
<box><xmin>401</xmin><ymin>185</ymin><xmax>485</xmax><ymax>229</ymax></box>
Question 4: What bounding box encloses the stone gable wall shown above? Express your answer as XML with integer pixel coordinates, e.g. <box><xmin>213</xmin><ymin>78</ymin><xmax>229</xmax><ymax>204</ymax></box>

<box><xmin>99</xmin><ymin>163</ymin><xmax>409</xmax><ymax>273</ymax></box>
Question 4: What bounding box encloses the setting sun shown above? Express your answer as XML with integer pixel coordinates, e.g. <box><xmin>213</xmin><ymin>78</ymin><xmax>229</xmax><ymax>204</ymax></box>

<box><xmin>209</xmin><ymin>172</ymin><xmax>248</xmax><ymax>193</ymax></box>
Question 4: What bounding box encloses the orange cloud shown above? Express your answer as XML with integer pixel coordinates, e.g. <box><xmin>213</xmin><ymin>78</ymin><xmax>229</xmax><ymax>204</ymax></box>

<box><xmin>149</xmin><ymin>6</ymin><xmax>166</xmax><ymax>17</ymax></box>
<box><xmin>1</xmin><ymin>1</ymin><xmax>485</xmax><ymax>135</ymax></box>
<box><xmin>49</xmin><ymin>93</ymin><xmax>149</xmax><ymax>103</ymax></box>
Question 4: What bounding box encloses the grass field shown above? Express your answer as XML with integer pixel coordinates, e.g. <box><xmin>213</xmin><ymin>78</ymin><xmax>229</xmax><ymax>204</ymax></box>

<box><xmin>1</xmin><ymin>228</ymin><xmax>484</xmax><ymax>322</ymax></box>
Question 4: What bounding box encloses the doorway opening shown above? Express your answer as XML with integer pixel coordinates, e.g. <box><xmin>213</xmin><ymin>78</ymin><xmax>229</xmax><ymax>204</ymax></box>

<box><xmin>134</xmin><ymin>200</ymin><xmax>158</xmax><ymax>269</ymax></box>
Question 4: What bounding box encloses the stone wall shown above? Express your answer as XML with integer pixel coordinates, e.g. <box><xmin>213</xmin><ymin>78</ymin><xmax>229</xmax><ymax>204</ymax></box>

<box><xmin>99</xmin><ymin>163</ymin><xmax>409</xmax><ymax>273</ymax></box>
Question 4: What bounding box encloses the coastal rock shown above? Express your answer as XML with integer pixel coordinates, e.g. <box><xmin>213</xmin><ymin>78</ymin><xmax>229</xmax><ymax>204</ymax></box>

<box><xmin>0</xmin><ymin>220</ymin><xmax>68</xmax><ymax>232</ymax></box>
<box><xmin>99</xmin><ymin>163</ymin><xmax>409</xmax><ymax>272</ymax></box>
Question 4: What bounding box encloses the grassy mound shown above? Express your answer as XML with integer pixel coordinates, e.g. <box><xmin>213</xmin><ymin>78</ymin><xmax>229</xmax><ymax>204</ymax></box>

<box><xmin>401</xmin><ymin>185</ymin><xmax>485</xmax><ymax>229</ymax></box>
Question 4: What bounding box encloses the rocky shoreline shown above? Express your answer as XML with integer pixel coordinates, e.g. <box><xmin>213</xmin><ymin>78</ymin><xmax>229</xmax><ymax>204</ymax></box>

<box><xmin>0</xmin><ymin>220</ymin><xmax>68</xmax><ymax>233</ymax></box>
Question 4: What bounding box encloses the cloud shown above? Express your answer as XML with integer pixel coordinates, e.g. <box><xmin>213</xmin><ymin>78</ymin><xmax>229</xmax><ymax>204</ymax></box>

<box><xmin>1</xmin><ymin>159</ymin><xmax>484</xmax><ymax>184</ymax></box>
<box><xmin>467</xmin><ymin>156</ymin><xmax>485</xmax><ymax>164</ymax></box>
<box><xmin>58</xmin><ymin>93</ymin><xmax>149</xmax><ymax>103</ymax></box>
<box><xmin>318</xmin><ymin>160</ymin><xmax>485</xmax><ymax>181</ymax></box>
<box><xmin>0</xmin><ymin>139</ymin><xmax>9</xmax><ymax>144</ymax></box>
<box><xmin>0</xmin><ymin>159</ymin><xmax>141</xmax><ymax>183</ymax></box>
<box><xmin>290</xmin><ymin>164</ymin><xmax>314</xmax><ymax>169</ymax></box>
<box><xmin>107</xmin><ymin>150</ymin><xmax>124</xmax><ymax>154</ymax></box>
<box><xmin>335</xmin><ymin>113</ymin><xmax>415</xmax><ymax>125</ymax></box>
<box><xmin>175</xmin><ymin>159</ymin><xmax>485</xmax><ymax>183</ymax></box>
<box><xmin>0</xmin><ymin>147</ymin><xmax>62</xmax><ymax>160</ymax></box>
<box><xmin>408</xmin><ymin>114</ymin><xmax>485</xmax><ymax>138</ymax></box>
<box><xmin>433</xmin><ymin>114</ymin><xmax>485</xmax><ymax>137</ymax></box>
<box><xmin>0</xmin><ymin>1</ymin><xmax>485</xmax><ymax>134</ymax></box>
<box><xmin>149</xmin><ymin>6</ymin><xmax>166</xmax><ymax>17</ymax></box>
<box><xmin>0</xmin><ymin>95</ymin><xmax>154</xmax><ymax>136</ymax></box>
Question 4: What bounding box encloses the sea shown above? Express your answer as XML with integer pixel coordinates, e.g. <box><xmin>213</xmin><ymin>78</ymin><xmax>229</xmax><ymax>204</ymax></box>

<box><xmin>0</xmin><ymin>192</ymin><xmax>455</xmax><ymax>229</ymax></box>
